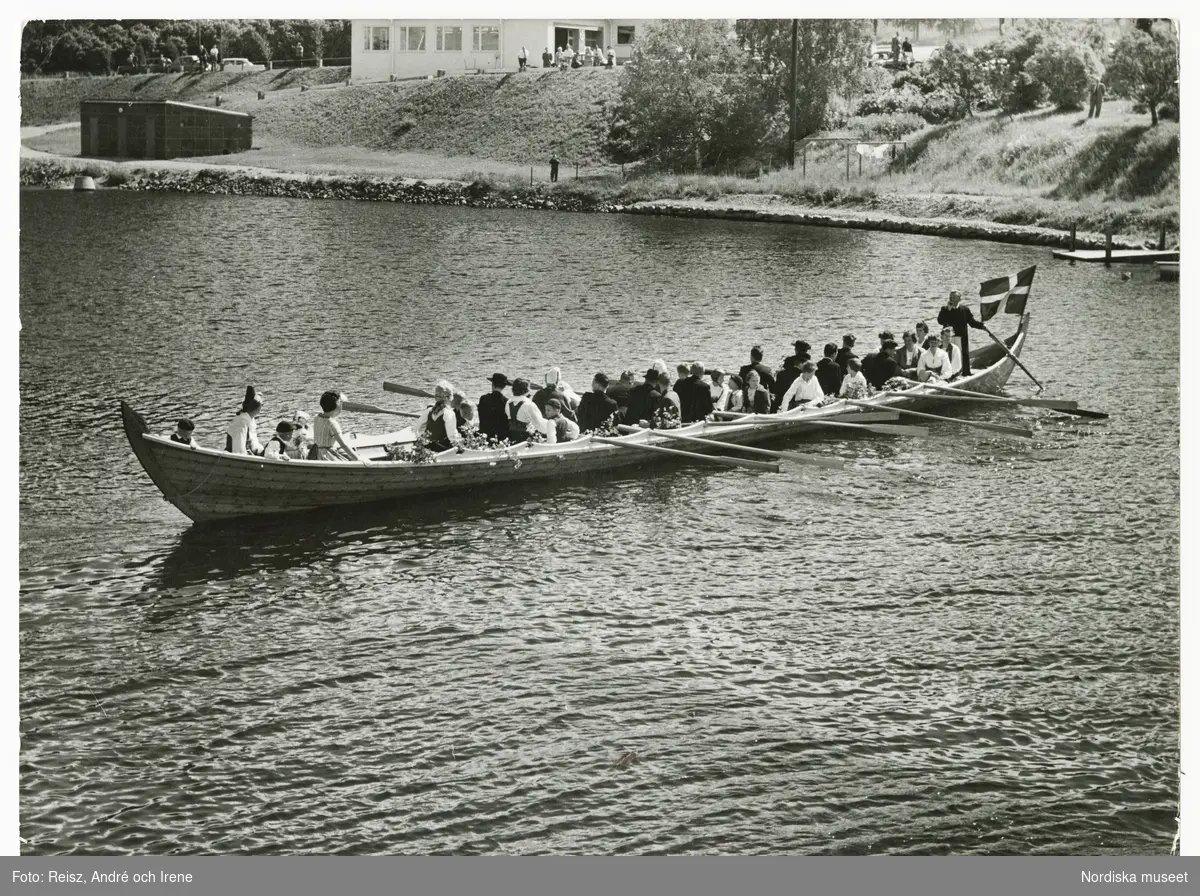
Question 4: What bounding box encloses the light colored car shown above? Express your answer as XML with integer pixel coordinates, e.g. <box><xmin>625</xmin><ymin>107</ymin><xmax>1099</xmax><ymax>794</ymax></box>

<box><xmin>221</xmin><ymin>57</ymin><xmax>265</xmax><ymax>73</ymax></box>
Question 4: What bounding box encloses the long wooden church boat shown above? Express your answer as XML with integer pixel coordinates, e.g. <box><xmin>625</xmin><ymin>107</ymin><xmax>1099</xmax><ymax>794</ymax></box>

<box><xmin>122</xmin><ymin>314</ymin><xmax>1031</xmax><ymax>523</ymax></box>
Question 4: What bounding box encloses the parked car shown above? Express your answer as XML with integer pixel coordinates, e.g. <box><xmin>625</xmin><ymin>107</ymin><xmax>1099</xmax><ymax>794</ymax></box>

<box><xmin>177</xmin><ymin>54</ymin><xmax>202</xmax><ymax>73</ymax></box>
<box><xmin>221</xmin><ymin>57</ymin><xmax>265</xmax><ymax>73</ymax></box>
<box><xmin>868</xmin><ymin>49</ymin><xmax>905</xmax><ymax>70</ymax></box>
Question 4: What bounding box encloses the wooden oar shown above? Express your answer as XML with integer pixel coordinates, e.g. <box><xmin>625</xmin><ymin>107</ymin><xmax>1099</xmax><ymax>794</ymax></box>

<box><xmin>981</xmin><ymin>322</ymin><xmax>1044</xmax><ymax>392</ymax></box>
<box><xmin>804</xmin><ymin>418</ymin><xmax>928</xmax><ymax>437</ymax></box>
<box><xmin>713</xmin><ymin>409</ymin><xmax>901</xmax><ymax>424</ymax></box>
<box><xmin>616</xmin><ymin>425</ymin><xmax>845</xmax><ymax>469</ymax></box>
<box><xmin>843</xmin><ymin>398</ymin><xmax>1033</xmax><ymax>438</ymax></box>
<box><xmin>383</xmin><ymin>381</ymin><xmax>436</xmax><ymax>400</ymax></box>
<box><xmin>592</xmin><ymin>436</ymin><xmax>780</xmax><ymax>473</ymax></box>
<box><xmin>341</xmin><ymin>401</ymin><xmax>420</xmax><ymax>418</ymax></box>
<box><xmin>919</xmin><ymin>380</ymin><xmax>1109</xmax><ymax>419</ymax></box>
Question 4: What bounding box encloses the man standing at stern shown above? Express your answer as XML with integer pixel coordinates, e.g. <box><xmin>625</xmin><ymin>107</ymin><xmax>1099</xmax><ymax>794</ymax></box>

<box><xmin>937</xmin><ymin>290</ymin><xmax>985</xmax><ymax>377</ymax></box>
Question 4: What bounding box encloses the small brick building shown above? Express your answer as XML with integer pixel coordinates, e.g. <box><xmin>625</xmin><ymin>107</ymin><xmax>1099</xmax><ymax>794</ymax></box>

<box><xmin>80</xmin><ymin>100</ymin><xmax>253</xmax><ymax>160</ymax></box>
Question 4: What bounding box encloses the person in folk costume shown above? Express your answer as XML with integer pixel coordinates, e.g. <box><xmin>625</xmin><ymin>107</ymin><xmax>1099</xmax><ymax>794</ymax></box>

<box><xmin>839</xmin><ymin>357</ymin><xmax>871</xmax><ymax>398</ymax></box>
<box><xmin>741</xmin><ymin>369</ymin><xmax>772</xmax><ymax>415</ymax></box>
<box><xmin>506</xmin><ymin>378</ymin><xmax>557</xmax><ymax>443</ymax></box>
<box><xmin>414</xmin><ymin>380</ymin><xmax>464</xmax><ymax>452</ymax></box>
<box><xmin>226</xmin><ymin>386</ymin><xmax>264</xmax><ymax>455</ymax></box>
<box><xmin>916</xmin><ymin>335</ymin><xmax>953</xmax><ymax>383</ymax></box>
<box><xmin>311</xmin><ymin>390</ymin><xmax>363</xmax><ymax>461</ymax></box>
<box><xmin>263</xmin><ymin>421</ymin><xmax>295</xmax><ymax>460</ymax></box>
<box><xmin>450</xmin><ymin>389</ymin><xmax>478</xmax><ymax>438</ymax></box>
<box><xmin>171</xmin><ymin>418</ymin><xmax>196</xmax><ymax>445</ymax></box>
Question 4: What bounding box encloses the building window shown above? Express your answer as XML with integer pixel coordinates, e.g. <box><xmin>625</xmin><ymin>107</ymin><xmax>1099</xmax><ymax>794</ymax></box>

<box><xmin>472</xmin><ymin>26</ymin><xmax>500</xmax><ymax>52</ymax></box>
<box><xmin>437</xmin><ymin>26</ymin><xmax>463</xmax><ymax>52</ymax></box>
<box><xmin>363</xmin><ymin>26</ymin><xmax>390</xmax><ymax>52</ymax></box>
<box><xmin>398</xmin><ymin>26</ymin><xmax>426</xmax><ymax>52</ymax></box>
<box><xmin>617</xmin><ymin>26</ymin><xmax>636</xmax><ymax>45</ymax></box>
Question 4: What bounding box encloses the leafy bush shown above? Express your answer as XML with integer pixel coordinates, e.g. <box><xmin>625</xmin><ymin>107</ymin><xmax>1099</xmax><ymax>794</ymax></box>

<box><xmin>891</xmin><ymin>66</ymin><xmax>938</xmax><ymax>95</ymax></box>
<box><xmin>848</xmin><ymin>112</ymin><xmax>926</xmax><ymax>141</ymax></box>
<box><xmin>854</xmin><ymin>84</ymin><xmax>961</xmax><ymax>124</ymax></box>
<box><xmin>1026</xmin><ymin>36</ymin><xmax>1098</xmax><ymax>109</ymax></box>
<box><xmin>916</xmin><ymin>91</ymin><xmax>963</xmax><ymax>124</ymax></box>
<box><xmin>855</xmin><ymin>84</ymin><xmax>924</xmax><ymax>116</ymax></box>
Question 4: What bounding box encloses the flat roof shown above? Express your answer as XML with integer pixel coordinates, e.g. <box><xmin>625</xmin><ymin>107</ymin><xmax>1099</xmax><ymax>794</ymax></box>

<box><xmin>79</xmin><ymin>99</ymin><xmax>252</xmax><ymax>119</ymax></box>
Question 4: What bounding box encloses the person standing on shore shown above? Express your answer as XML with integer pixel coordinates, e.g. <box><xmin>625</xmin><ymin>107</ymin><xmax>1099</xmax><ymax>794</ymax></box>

<box><xmin>606</xmin><ymin>45</ymin><xmax>615</xmax><ymax>68</ymax></box>
<box><xmin>1088</xmin><ymin>78</ymin><xmax>1106</xmax><ymax>118</ymax></box>
<box><xmin>518</xmin><ymin>46</ymin><xmax>528</xmax><ymax>71</ymax></box>
<box><xmin>543</xmin><ymin>47</ymin><xmax>553</xmax><ymax>68</ymax></box>
<box><xmin>549</xmin><ymin>154</ymin><xmax>560</xmax><ymax>182</ymax></box>
<box><xmin>891</xmin><ymin>32</ymin><xmax>900</xmax><ymax>63</ymax></box>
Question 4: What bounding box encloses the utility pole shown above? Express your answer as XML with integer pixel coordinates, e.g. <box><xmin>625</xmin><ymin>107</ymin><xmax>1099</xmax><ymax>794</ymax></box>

<box><xmin>788</xmin><ymin>18</ymin><xmax>797</xmax><ymax>169</ymax></box>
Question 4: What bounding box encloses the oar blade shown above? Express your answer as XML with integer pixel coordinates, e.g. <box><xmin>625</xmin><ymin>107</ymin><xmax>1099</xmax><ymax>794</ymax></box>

<box><xmin>342</xmin><ymin>401</ymin><xmax>420</xmax><ymax>418</ymax></box>
<box><xmin>1057</xmin><ymin>407</ymin><xmax>1110</xmax><ymax>420</ymax></box>
<box><xmin>383</xmin><ymin>381</ymin><xmax>436</xmax><ymax>399</ymax></box>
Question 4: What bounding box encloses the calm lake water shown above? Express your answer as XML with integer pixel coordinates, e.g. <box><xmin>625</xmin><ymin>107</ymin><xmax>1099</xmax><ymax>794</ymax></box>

<box><xmin>18</xmin><ymin>189</ymin><xmax>1180</xmax><ymax>855</ymax></box>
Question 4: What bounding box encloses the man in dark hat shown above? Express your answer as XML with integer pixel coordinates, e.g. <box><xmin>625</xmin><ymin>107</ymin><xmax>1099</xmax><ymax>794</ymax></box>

<box><xmin>787</xmin><ymin>339</ymin><xmax>812</xmax><ymax>368</ymax></box>
<box><xmin>937</xmin><ymin>290</ymin><xmax>984</xmax><ymax>376</ymax></box>
<box><xmin>478</xmin><ymin>372</ymin><xmax>511</xmax><ymax>443</ymax></box>
<box><xmin>577</xmin><ymin>372</ymin><xmax>619</xmax><ymax>432</ymax></box>
<box><xmin>624</xmin><ymin>367</ymin><xmax>661</xmax><ymax>427</ymax></box>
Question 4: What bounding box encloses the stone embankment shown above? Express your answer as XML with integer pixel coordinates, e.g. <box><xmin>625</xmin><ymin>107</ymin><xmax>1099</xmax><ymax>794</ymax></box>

<box><xmin>19</xmin><ymin>158</ymin><xmax>1146</xmax><ymax>251</ymax></box>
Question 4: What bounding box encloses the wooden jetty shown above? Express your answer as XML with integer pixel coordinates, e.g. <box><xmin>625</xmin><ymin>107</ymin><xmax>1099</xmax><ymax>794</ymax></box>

<box><xmin>1050</xmin><ymin>248</ymin><xmax>1179</xmax><ymax>264</ymax></box>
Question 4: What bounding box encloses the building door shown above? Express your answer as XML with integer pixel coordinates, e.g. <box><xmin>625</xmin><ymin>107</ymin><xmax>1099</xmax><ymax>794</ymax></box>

<box><xmin>585</xmin><ymin>29</ymin><xmax>603</xmax><ymax>51</ymax></box>
<box><xmin>554</xmin><ymin>27</ymin><xmax>570</xmax><ymax>52</ymax></box>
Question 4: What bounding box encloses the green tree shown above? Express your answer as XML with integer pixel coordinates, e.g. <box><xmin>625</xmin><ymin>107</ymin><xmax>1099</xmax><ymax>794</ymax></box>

<box><xmin>926</xmin><ymin>41</ymin><xmax>989</xmax><ymax>117</ymax></box>
<box><xmin>1106</xmin><ymin>22</ymin><xmax>1179</xmax><ymax>125</ymax></box>
<box><xmin>1026</xmin><ymin>36</ymin><xmax>1099</xmax><ymax>110</ymax></box>
<box><xmin>616</xmin><ymin>20</ymin><xmax>775</xmax><ymax>170</ymax></box>
<box><xmin>735</xmin><ymin>19</ymin><xmax>872</xmax><ymax>143</ymax></box>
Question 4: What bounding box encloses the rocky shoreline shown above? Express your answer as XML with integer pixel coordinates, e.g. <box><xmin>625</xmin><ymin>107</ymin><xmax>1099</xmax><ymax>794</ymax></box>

<box><xmin>20</xmin><ymin>157</ymin><xmax>1146</xmax><ymax>251</ymax></box>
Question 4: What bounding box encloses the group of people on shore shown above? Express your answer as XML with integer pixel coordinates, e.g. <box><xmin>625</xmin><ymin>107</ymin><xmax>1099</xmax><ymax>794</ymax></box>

<box><xmin>889</xmin><ymin>32</ymin><xmax>915</xmax><ymax>67</ymax></box>
<box><xmin>171</xmin><ymin>292</ymin><xmax>985</xmax><ymax>461</ymax></box>
<box><xmin>529</xmin><ymin>44</ymin><xmax>615</xmax><ymax>71</ymax></box>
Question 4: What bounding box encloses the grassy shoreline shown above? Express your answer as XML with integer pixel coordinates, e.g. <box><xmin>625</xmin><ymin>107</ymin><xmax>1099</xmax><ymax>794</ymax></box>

<box><xmin>19</xmin><ymin>152</ymin><xmax>1155</xmax><ymax>251</ymax></box>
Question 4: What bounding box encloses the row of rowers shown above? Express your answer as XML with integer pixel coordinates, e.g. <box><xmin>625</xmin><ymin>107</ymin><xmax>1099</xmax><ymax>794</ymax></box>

<box><xmin>414</xmin><ymin>322</ymin><xmax>973</xmax><ymax>450</ymax></box>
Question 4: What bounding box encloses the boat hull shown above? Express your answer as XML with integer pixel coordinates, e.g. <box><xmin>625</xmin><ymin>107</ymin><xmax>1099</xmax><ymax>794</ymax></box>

<box><xmin>122</xmin><ymin>314</ymin><xmax>1030</xmax><ymax>523</ymax></box>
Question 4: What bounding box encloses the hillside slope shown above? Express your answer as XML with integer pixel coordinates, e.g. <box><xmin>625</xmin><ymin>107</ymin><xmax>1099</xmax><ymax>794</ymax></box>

<box><xmin>19</xmin><ymin>66</ymin><xmax>351</xmax><ymax>126</ymax></box>
<box><xmin>245</xmin><ymin>69</ymin><xmax>620</xmax><ymax>165</ymax></box>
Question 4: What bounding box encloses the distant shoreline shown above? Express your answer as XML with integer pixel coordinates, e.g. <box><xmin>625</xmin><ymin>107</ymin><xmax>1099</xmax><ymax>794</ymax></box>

<box><xmin>18</xmin><ymin>152</ymin><xmax>1150</xmax><ymax>253</ymax></box>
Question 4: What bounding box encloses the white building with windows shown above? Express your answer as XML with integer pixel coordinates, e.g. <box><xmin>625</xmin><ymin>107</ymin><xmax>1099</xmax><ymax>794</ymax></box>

<box><xmin>351</xmin><ymin>19</ymin><xmax>648</xmax><ymax>81</ymax></box>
